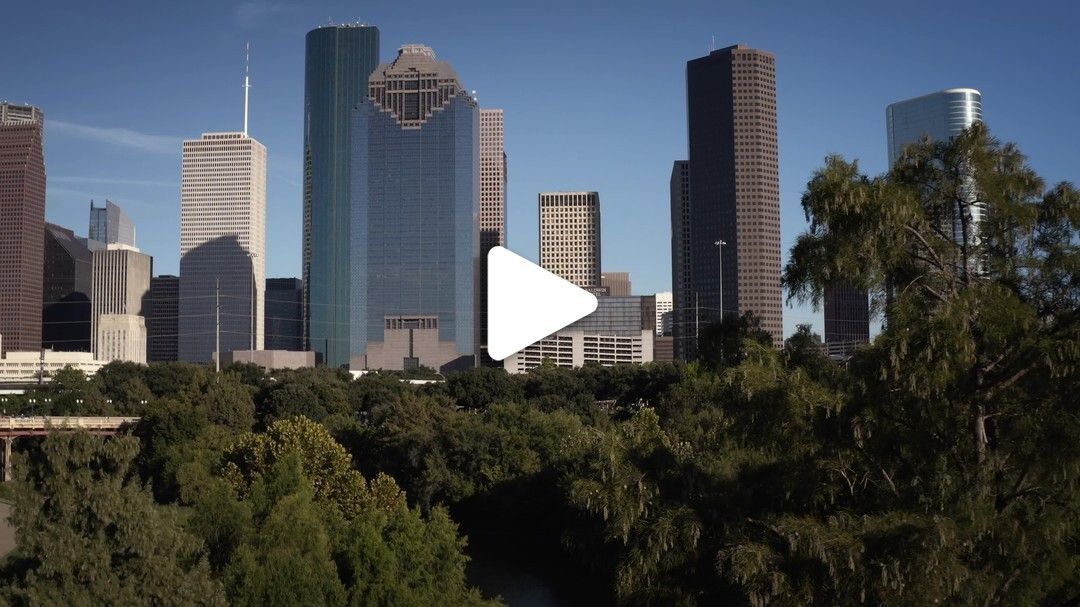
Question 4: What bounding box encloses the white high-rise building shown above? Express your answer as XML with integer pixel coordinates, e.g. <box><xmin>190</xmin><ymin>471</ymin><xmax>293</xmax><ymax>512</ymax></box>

<box><xmin>654</xmin><ymin>291</ymin><xmax>673</xmax><ymax>336</ymax></box>
<box><xmin>539</xmin><ymin>191</ymin><xmax>601</xmax><ymax>289</ymax></box>
<box><xmin>179</xmin><ymin>131</ymin><xmax>266</xmax><ymax>362</ymax></box>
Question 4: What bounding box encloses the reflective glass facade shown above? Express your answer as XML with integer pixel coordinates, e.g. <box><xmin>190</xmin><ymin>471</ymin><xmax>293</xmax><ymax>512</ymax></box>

<box><xmin>303</xmin><ymin>24</ymin><xmax>380</xmax><ymax>368</ymax></box>
<box><xmin>349</xmin><ymin>49</ymin><xmax>478</xmax><ymax>368</ymax></box>
<box><xmin>88</xmin><ymin>200</ymin><xmax>135</xmax><ymax>247</ymax></box>
<box><xmin>887</xmin><ymin>89</ymin><xmax>982</xmax><ymax>167</ymax></box>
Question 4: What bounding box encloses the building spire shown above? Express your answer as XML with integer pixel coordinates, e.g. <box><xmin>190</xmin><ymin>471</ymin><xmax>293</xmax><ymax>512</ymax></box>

<box><xmin>243</xmin><ymin>42</ymin><xmax>251</xmax><ymax>135</ymax></box>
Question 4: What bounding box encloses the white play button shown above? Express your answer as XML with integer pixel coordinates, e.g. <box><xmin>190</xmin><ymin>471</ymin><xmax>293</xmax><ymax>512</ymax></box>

<box><xmin>486</xmin><ymin>246</ymin><xmax>598</xmax><ymax>361</ymax></box>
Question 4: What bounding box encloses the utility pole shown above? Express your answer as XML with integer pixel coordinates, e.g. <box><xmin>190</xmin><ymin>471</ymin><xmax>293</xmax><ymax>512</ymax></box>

<box><xmin>714</xmin><ymin>239</ymin><xmax>727</xmax><ymax>322</ymax></box>
<box><xmin>215</xmin><ymin>278</ymin><xmax>221</xmax><ymax>373</ymax></box>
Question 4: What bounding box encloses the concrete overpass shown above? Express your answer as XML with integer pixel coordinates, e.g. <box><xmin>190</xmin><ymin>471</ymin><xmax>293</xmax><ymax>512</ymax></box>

<box><xmin>0</xmin><ymin>416</ymin><xmax>141</xmax><ymax>481</ymax></box>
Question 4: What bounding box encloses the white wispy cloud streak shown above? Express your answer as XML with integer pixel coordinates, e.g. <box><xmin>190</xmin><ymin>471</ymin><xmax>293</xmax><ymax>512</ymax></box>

<box><xmin>49</xmin><ymin>120</ymin><xmax>181</xmax><ymax>156</ymax></box>
<box><xmin>51</xmin><ymin>176</ymin><xmax>177</xmax><ymax>188</ymax></box>
<box><xmin>235</xmin><ymin>1</ymin><xmax>295</xmax><ymax>28</ymax></box>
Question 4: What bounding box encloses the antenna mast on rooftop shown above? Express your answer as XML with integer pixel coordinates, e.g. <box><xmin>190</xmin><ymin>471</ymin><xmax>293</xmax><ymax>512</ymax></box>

<box><xmin>243</xmin><ymin>42</ymin><xmax>251</xmax><ymax>135</ymax></box>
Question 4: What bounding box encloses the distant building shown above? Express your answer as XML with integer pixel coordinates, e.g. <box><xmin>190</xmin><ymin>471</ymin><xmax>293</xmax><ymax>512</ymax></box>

<box><xmin>653</xmin><ymin>336</ymin><xmax>674</xmax><ymax>362</ymax></box>
<box><xmin>640</xmin><ymin>295</ymin><xmax>657</xmax><ymax>334</ymax></box>
<box><xmin>42</xmin><ymin>223</ymin><xmax>92</xmax><ymax>352</ymax></box>
<box><xmin>179</xmin><ymin>132</ymin><xmax>266</xmax><ymax>362</ymax></box>
<box><xmin>303</xmin><ymin>23</ymin><xmax>381</xmax><ymax>368</ymax></box>
<box><xmin>539</xmin><ymin>191</ymin><xmax>601</xmax><ymax>289</ymax></box>
<box><xmin>349</xmin><ymin>44</ymin><xmax>479</xmax><ymax>372</ymax></box>
<box><xmin>601</xmin><ymin>272</ymin><xmax>631</xmax><ymax>296</ymax></box>
<box><xmin>147</xmin><ymin>275</ymin><xmax>179</xmax><ymax>362</ymax></box>
<box><xmin>503</xmin><ymin>296</ymin><xmax>653</xmax><ymax>373</ymax></box>
<box><xmin>479</xmin><ymin>108</ymin><xmax>507</xmax><ymax>361</ymax></box>
<box><xmin>220</xmin><ymin>349</ymin><xmax>315</xmax><ymax>370</ymax></box>
<box><xmin>654</xmin><ymin>292</ymin><xmax>673</xmax><ymax>336</ymax></box>
<box><xmin>265</xmin><ymin>278</ymin><xmax>303</xmax><ymax>352</ymax></box>
<box><xmin>823</xmin><ymin>282</ymin><xmax>870</xmax><ymax>358</ymax></box>
<box><xmin>88</xmin><ymin>200</ymin><xmax>135</xmax><ymax>248</ymax></box>
<box><xmin>0</xmin><ymin>349</ymin><xmax>106</xmax><ymax>385</ymax></box>
<box><xmin>669</xmin><ymin>160</ymin><xmax>692</xmax><ymax>357</ymax></box>
<box><xmin>90</xmin><ymin>245</ymin><xmax>151</xmax><ymax>358</ymax></box>
<box><xmin>682</xmin><ymin>45</ymin><xmax>783</xmax><ymax>350</ymax></box>
<box><xmin>95</xmin><ymin>314</ymin><xmax>146</xmax><ymax>364</ymax></box>
<box><xmin>0</xmin><ymin>102</ymin><xmax>46</xmax><ymax>353</ymax></box>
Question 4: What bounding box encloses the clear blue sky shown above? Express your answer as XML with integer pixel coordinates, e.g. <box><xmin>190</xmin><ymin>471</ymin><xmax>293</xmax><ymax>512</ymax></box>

<box><xmin>4</xmin><ymin>0</ymin><xmax>1077</xmax><ymax>337</ymax></box>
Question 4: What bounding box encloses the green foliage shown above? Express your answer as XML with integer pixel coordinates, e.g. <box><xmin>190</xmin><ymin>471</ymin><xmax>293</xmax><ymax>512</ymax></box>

<box><xmin>0</xmin><ymin>432</ymin><xmax>224</xmax><ymax>606</ymax></box>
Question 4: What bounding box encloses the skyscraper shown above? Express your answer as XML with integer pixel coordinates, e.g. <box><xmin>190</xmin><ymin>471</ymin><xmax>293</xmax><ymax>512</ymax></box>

<box><xmin>88</xmin><ymin>200</ymin><xmax>135</xmax><ymax>248</ymax></box>
<box><xmin>179</xmin><ymin>132</ymin><xmax>266</xmax><ymax>363</ymax></box>
<box><xmin>669</xmin><ymin>160</ymin><xmax>692</xmax><ymax>358</ymax></box>
<box><xmin>683</xmin><ymin>45</ymin><xmax>783</xmax><ymax>351</ymax></box>
<box><xmin>303</xmin><ymin>24</ymin><xmax>380</xmax><ymax>368</ymax></box>
<box><xmin>349</xmin><ymin>44</ymin><xmax>479</xmax><ymax>372</ymax></box>
<box><xmin>479</xmin><ymin>108</ymin><xmax>506</xmax><ymax>361</ymax></box>
<box><xmin>887</xmin><ymin>88</ymin><xmax>985</xmax><ymax>248</ymax></box>
<box><xmin>265</xmin><ymin>278</ymin><xmax>303</xmax><ymax>351</ymax></box>
<box><xmin>0</xmin><ymin>102</ymin><xmax>46</xmax><ymax>353</ymax></box>
<box><xmin>96</xmin><ymin>313</ymin><xmax>146</xmax><ymax>364</ymax></box>
<box><xmin>823</xmin><ymin>282</ymin><xmax>870</xmax><ymax>356</ymax></box>
<box><xmin>147</xmin><ymin>275</ymin><xmax>178</xmax><ymax>362</ymax></box>
<box><xmin>90</xmin><ymin>245</ymin><xmax>151</xmax><ymax>357</ymax></box>
<box><xmin>539</xmin><ymin>192</ymin><xmax>601</xmax><ymax>289</ymax></box>
<box><xmin>42</xmin><ymin>223</ymin><xmax>92</xmax><ymax>352</ymax></box>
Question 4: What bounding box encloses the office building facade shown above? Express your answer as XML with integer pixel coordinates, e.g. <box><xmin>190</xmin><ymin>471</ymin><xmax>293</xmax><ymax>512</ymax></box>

<box><xmin>503</xmin><ymin>296</ymin><xmax>653</xmax><ymax>373</ymax></box>
<box><xmin>303</xmin><ymin>24</ymin><xmax>381</xmax><ymax>368</ymax></box>
<box><xmin>669</xmin><ymin>160</ymin><xmax>693</xmax><ymax>357</ymax></box>
<box><xmin>88</xmin><ymin>200</ymin><xmax>135</xmax><ymax>248</ymax></box>
<box><xmin>601</xmin><ymin>272</ymin><xmax>631</xmax><ymax>296</ymax></box>
<box><xmin>96</xmin><ymin>313</ymin><xmax>147</xmax><ymax>364</ymax></box>
<box><xmin>684</xmin><ymin>45</ymin><xmax>783</xmax><ymax>351</ymax></box>
<box><xmin>42</xmin><ymin>223</ymin><xmax>93</xmax><ymax>352</ymax></box>
<box><xmin>823</xmin><ymin>282</ymin><xmax>870</xmax><ymax>357</ymax></box>
<box><xmin>90</xmin><ymin>245</ymin><xmax>151</xmax><ymax>356</ymax></box>
<box><xmin>147</xmin><ymin>275</ymin><xmax>179</xmax><ymax>362</ymax></box>
<box><xmin>0</xmin><ymin>102</ymin><xmax>46</xmax><ymax>353</ymax></box>
<box><xmin>266</xmin><ymin>278</ymin><xmax>304</xmax><ymax>351</ymax></box>
<box><xmin>479</xmin><ymin>108</ymin><xmax>506</xmax><ymax>360</ymax></box>
<box><xmin>349</xmin><ymin>44</ymin><xmax>479</xmax><ymax>372</ymax></box>
<box><xmin>179</xmin><ymin>132</ymin><xmax>266</xmax><ymax>362</ymax></box>
<box><xmin>654</xmin><ymin>291</ymin><xmax>673</xmax><ymax>336</ymax></box>
<box><xmin>539</xmin><ymin>191</ymin><xmax>601</xmax><ymax>289</ymax></box>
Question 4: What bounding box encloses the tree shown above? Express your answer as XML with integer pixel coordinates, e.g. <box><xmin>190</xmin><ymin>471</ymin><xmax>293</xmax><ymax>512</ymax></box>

<box><xmin>445</xmin><ymin>366</ymin><xmax>523</xmax><ymax>410</ymax></box>
<box><xmin>0</xmin><ymin>432</ymin><xmax>224</xmax><ymax>606</ymax></box>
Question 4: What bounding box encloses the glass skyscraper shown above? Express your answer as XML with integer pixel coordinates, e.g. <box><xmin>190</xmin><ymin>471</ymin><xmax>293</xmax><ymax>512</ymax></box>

<box><xmin>887</xmin><ymin>88</ymin><xmax>983</xmax><ymax>167</ymax></box>
<box><xmin>88</xmin><ymin>199</ymin><xmax>135</xmax><ymax>248</ymax></box>
<box><xmin>349</xmin><ymin>44</ymin><xmax>479</xmax><ymax>371</ymax></box>
<box><xmin>303</xmin><ymin>24</ymin><xmax>380</xmax><ymax>368</ymax></box>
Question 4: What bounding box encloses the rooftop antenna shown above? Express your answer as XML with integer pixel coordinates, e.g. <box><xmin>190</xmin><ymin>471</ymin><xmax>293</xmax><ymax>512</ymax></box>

<box><xmin>709</xmin><ymin>36</ymin><xmax>716</xmax><ymax>52</ymax></box>
<box><xmin>243</xmin><ymin>42</ymin><xmax>251</xmax><ymax>136</ymax></box>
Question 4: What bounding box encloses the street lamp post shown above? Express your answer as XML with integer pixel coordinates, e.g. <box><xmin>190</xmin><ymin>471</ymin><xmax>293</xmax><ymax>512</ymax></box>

<box><xmin>714</xmin><ymin>240</ymin><xmax>727</xmax><ymax>322</ymax></box>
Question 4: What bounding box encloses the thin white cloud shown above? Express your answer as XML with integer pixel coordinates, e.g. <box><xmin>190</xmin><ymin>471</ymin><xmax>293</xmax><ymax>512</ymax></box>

<box><xmin>49</xmin><ymin>120</ymin><xmax>181</xmax><ymax>155</ymax></box>
<box><xmin>235</xmin><ymin>1</ymin><xmax>295</xmax><ymax>28</ymax></box>
<box><xmin>52</xmin><ymin>176</ymin><xmax>177</xmax><ymax>188</ymax></box>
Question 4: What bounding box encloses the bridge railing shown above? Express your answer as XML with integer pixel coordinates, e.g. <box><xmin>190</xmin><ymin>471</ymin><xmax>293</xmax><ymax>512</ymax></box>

<box><xmin>0</xmin><ymin>416</ymin><xmax>141</xmax><ymax>433</ymax></box>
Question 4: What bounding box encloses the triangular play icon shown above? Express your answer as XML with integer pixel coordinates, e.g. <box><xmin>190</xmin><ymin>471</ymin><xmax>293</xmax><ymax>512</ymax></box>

<box><xmin>487</xmin><ymin>246</ymin><xmax>598</xmax><ymax>361</ymax></box>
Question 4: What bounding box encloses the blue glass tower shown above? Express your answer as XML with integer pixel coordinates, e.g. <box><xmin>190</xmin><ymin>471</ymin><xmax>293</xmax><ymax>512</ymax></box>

<box><xmin>349</xmin><ymin>45</ymin><xmax>479</xmax><ymax>371</ymax></box>
<box><xmin>303</xmin><ymin>24</ymin><xmax>380</xmax><ymax>368</ymax></box>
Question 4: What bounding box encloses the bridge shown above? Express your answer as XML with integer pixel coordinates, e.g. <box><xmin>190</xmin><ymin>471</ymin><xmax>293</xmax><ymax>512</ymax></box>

<box><xmin>0</xmin><ymin>416</ymin><xmax>141</xmax><ymax>482</ymax></box>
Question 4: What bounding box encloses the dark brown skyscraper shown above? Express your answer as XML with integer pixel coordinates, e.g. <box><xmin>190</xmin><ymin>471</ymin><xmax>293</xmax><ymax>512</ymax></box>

<box><xmin>823</xmin><ymin>282</ymin><xmax>870</xmax><ymax>357</ymax></box>
<box><xmin>0</xmin><ymin>102</ymin><xmax>46</xmax><ymax>353</ymax></box>
<box><xmin>677</xmin><ymin>45</ymin><xmax>783</xmax><ymax>355</ymax></box>
<box><xmin>147</xmin><ymin>275</ymin><xmax>179</xmax><ymax>362</ymax></box>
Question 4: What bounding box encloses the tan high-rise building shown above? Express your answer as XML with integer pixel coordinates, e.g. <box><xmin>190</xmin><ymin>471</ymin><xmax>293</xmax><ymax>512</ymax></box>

<box><xmin>0</xmin><ymin>102</ymin><xmax>46</xmax><ymax>353</ymax></box>
<box><xmin>479</xmin><ymin>109</ymin><xmax>506</xmax><ymax>358</ymax></box>
<box><xmin>539</xmin><ymin>191</ymin><xmax>601</xmax><ymax>289</ymax></box>
<box><xmin>90</xmin><ymin>244</ymin><xmax>151</xmax><ymax>356</ymax></box>
<box><xmin>678</xmin><ymin>45</ymin><xmax>783</xmax><ymax>352</ymax></box>
<box><xmin>179</xmin><ymin>132</ymin><xmax>266</xmax><ymax>362</ymax></box>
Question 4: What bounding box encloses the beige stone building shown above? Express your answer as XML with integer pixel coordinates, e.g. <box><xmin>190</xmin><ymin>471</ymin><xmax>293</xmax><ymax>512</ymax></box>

<box><xmin>95</xmin><ymin>314</ymin><xmax>147</xmax><ymax>364</ymax></box>
<box><xmin>90</xmin><ymin>244</ymin><xmax>151</xmax><ymax>357</ymax></box>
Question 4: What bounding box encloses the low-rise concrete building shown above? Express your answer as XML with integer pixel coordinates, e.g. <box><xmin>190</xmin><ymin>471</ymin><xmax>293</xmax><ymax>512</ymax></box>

<box><xmin>96</xmin><ymin>314</ymin><xmax>146</xmax><ymax>364</ymax></box>
<box><xmin>221</xmin><ymin>349</ymin><xmax>316</xmax><ymax>371</ymax></box>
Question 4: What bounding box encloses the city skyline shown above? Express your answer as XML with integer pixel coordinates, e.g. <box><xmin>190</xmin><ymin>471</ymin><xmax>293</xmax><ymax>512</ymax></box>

<box><xmin>4</xmin><ymin>0</ymin><xmax>1077</xmax><ymax>338</ymax></box>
